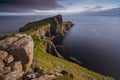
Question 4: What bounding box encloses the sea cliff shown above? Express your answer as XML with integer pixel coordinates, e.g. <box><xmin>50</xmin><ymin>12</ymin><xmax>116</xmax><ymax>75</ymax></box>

<box><xmin>0</xmin><ymin>15</ymin><xmax>114</xmax><ymax>80</ymax></box>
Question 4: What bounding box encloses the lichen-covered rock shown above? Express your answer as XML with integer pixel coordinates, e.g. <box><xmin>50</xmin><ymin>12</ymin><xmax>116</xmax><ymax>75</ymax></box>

<box><xmin>0</xmin><ymin>50</ymin><xmax>8</xmax><ymax>60</ymax></box>
<box><xmin>0</xmin><ymin>59</ymin><xmax>5</xmax><ymax>73</ymax></box>
<box><xmin>4</xmin><ymin>70</ymin><xmax>24</xmax><ymax>80</ymax></box>
<box><xmin>7</xmin><ymin>35</ymin><xmax>34</xmax><ymax>72</ymax></box>
<box><xmin>4</xmin><ymin>55</ymin><xmax>14</xmax><ymax>65</ymax></box>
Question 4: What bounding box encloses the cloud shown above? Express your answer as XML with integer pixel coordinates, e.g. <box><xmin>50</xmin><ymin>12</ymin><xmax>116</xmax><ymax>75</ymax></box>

<box><xmin>84</xmin><ymin>6</ymin><xmax>104</xmax><ymax>12</ymax></box>
<box><xmin>0</xmin><ymin>0</ymin><xmax>63</xmax><ymax>12</ymax></box>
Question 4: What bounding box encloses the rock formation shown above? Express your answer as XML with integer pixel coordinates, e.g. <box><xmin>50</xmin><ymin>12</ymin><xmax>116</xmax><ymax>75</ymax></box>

<box><xmin>0</xmin><ymin>34</ymin><xmax>34</xmax><ymax>80</ymax></box>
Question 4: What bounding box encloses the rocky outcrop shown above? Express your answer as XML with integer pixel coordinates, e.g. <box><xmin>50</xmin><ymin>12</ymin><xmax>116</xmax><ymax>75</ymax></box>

<box><xmin>63</xmin><ymin>21</ymin><xmax>74</xmax><ymax>31</ymax></box>
<box><xmin>7</xmin><ymin>34</ymin><xmax>34</xmax><ymax>72</ymax></box>
<box><xmin>0</xmin><ymin>34</ymin><xmax>34</xmax><ymax>79</ymax></box>
<box><xmin>20</xmin><ymin>15</ymin><xmax>73</xmax><ymax>38</ymax></box>
<box><xmin>0</xmin><ymin>34</ymin><xmax>34</xmax><ymax>72</ymax></box>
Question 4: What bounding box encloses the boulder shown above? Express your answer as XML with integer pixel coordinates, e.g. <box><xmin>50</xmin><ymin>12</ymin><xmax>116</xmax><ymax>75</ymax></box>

<box><xmin>4</xmin><ymin>70</ymin><xmax>24</xmax><ymax>80</ymax></box>
<box><xmin>6</xmin><ymin>34</ymin><xmax>34</xmax><ymax>72</ymax></box>
<box><xmin>0</xmin><ymin>50</ymin><xmax>8</xmax><ymax>60</ymax></box>
<box><xmin>0</xmin><ymin>59</ymin><xmax>5</xmax><ymax>72</ymax></box>
<box><xmin>4</xmin><ymin>55</ymin><xmax>14</xmax><ymax>65</ymax></box>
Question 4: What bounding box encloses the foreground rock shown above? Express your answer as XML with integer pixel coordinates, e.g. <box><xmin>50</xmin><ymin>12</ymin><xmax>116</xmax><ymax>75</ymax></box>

<box><xmin>0</xmin><ymin>34</ymin><xmax>34</xmax><ymax>79</ymax></box>
<box><xmin>4</xmin><ymin>70</ymin><xmax>24</xmax><ymax>80</ymax></box>
<box><xmin>7</xmin><ymin>34</ymin><xmax>34</xmax><ymax>72</ymax></box>
<box><xmin>0</xmin><ymin>34</ymin><xmax>34</xmax><ymax>72</ymax></box>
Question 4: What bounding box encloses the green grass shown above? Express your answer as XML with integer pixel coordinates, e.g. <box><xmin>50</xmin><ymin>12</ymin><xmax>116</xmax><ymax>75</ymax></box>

<box><xmin>32</xmin><ymin>36</ymin><xmax>115</xmax><ymax>80</ymax></box>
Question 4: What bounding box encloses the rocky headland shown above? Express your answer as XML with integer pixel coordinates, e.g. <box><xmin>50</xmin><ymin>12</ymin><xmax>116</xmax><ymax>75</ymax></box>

<box><xmin>0</xmin><ymin>15</ymin><xmax>114</xmax><ymax>80</ymax></box>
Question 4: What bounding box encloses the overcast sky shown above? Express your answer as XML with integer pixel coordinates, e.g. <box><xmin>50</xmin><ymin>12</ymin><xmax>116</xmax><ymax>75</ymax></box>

<box><xmin>0</xmin><ymin>0</ymin><xmax>120</xmax><ymax>14</ymax></box>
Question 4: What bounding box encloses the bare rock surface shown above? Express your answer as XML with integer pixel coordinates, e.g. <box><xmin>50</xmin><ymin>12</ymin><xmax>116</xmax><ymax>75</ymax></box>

<box><xmin>0</xmin><ymin>37</ymin><xmax>18</xmax><ymax>50</ymax></box>
<box><xmin>0</xmin><ymin>59</ymin><xmax>5</xmax><ymax>72</ymax></box>
<box><xmin>4</xmin><ymin>70</ymin><xmax>24</xmax><ymax>80</ymax></box>
<box><xmin>0</xmin><ymin>50</ymin><xmax>8</xmax><ymax>60</ymax></box>
<box><xmin>0</xmin><ymin>34</ymin><xmax>34</xmax><ymax>72</ymax></box>
<box><xmin>4</xmin><ymin>55</ymin><xmax>14</xmax><ymax>65</ymax></box>
<box><xmin>9</xmin><ymin>61</ymin><xmax>23</xmax><ymax>71</ymax></box>
<box><xmin>7</xmin><ymin>34</ymin><xmax>34</xmax><ymax>72</ymax></box>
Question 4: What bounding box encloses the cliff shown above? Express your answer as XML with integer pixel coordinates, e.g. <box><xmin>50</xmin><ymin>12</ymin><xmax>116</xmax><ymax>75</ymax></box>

<box><xmin>0</xmin><ymin>15</ymin><xmax>114</xmax><ymax>80</ymax></box>
<box><xmin>20</xmin><ymin>15</ymin><xmax>73</xmax><ymax>58</ymax></box>
<box><xmin>20</xmin><ymin>15</ymin><xmax>73</xmax><ymax>38</ymax></box>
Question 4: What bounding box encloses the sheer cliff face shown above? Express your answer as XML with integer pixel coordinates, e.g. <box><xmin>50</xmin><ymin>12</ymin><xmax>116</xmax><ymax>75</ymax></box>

<box><xmin>20</xmin><ymin>15</ymin><xmax>73</xmax><ymax>39</ymax></box>
<box><xmin>30</xmin><ymin>15</ymin><xmax>64</xmax><ymax>38</ymax></box>
<box><xmin>31</xmin><ymin>24</ymin><xmax>51</xmax><ymax>38</ymax></box>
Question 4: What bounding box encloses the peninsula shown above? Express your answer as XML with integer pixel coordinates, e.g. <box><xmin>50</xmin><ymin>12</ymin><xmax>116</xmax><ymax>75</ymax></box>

<box><xmin>0</xmin><ymin>15</ymin><xmax>114</xmax><ymax>80</ymax></box>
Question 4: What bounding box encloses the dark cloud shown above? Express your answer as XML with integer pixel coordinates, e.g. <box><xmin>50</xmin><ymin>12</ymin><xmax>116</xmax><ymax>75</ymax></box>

<box><xmin>0</xmin><ymin>0</ymin><xmax>63</xmax><ymax>12</ymax></box>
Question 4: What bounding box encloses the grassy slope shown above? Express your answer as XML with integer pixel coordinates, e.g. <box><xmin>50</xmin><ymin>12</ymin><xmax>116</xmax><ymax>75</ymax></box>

<box><xmin>33</xmin><ymin>36</ymin><xmax>114</xmax><ymax>80</ymax></box>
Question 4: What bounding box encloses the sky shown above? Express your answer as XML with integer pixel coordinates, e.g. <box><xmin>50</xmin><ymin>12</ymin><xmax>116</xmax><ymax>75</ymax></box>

<box><xmin>0</xmin><ymin>0</ymin><xmax>120</xmax><ymax>15</ymax></box>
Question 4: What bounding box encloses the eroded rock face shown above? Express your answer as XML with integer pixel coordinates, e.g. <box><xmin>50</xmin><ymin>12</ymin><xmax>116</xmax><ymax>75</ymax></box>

<box><xmin>0</xmin><ymin>34</ymin><xmax>34</xmax><ymax>72</ymax></box>
<box><xmin>7</xmin><ymin>34</ymin><xmax>34</xmax><ymax>72</ymax></box>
